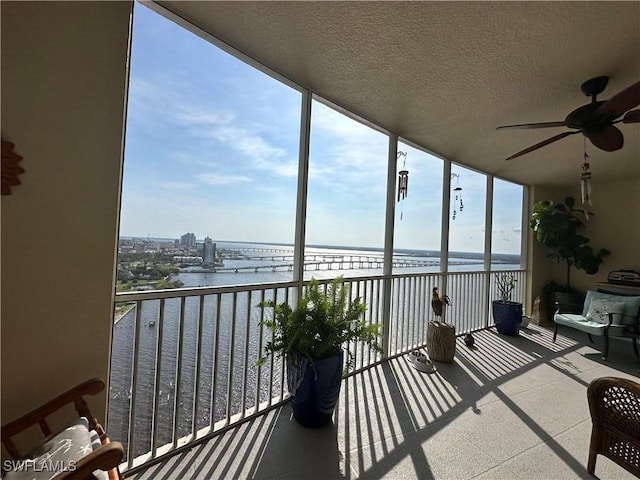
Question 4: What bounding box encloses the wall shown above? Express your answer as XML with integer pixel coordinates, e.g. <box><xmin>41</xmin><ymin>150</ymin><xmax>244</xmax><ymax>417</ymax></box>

<box><xmin>567</xmin><ymin>178</ymin><xmax>640</xmax><ymax>294</ymax></box>
<box><xmin>528</xmin><ymin>178</ymin><xmax>640</xmax><ymax>302</ymax></box>
<box><xmin>1</xmin><ymin>1</ymin><xmax>131</xmax><ymax>424</ymax></box>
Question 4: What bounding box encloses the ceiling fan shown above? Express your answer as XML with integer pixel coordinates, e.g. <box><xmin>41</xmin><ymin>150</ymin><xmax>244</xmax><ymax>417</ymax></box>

<box><xmin>498</xmin><ymin>76</ymin><xmax>640</xmax><ymax>161</ymax></box>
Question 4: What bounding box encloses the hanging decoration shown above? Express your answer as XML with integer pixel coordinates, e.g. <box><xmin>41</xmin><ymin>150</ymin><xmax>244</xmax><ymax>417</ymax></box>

<box><xmin>580</xmin><ymin>138</ymin><xmax>592</xmax><ymax>206</ymax></box>
<box><xmin>397</xmin><ymin>151</ymin><xmax>408</xmax><ymax>220</ymax></box>
<box><xmin>451</xmin><ymin>173</ymin><xmax>463</xmax><ymax>220</ymax></box>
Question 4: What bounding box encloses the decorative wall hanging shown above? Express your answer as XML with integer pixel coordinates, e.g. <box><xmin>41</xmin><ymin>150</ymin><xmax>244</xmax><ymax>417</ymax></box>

<box><xmin>2</xmin><ymin>139</ymin><xmax>25</xmax><ymax>195</ymax></box>
<box><xmin>580</xmin><ymin>138</ymin><xmax>592</xmax><ymax>206</ymax></box>
<box><xmin>451</xmin><ymin>173</ymin><xmax>463</xmax><ymax>220</ymax></box>
<box><xmin>397</xmin><ymin>151</ymin><xmax>408</xmax><ymax>220</ymax></box>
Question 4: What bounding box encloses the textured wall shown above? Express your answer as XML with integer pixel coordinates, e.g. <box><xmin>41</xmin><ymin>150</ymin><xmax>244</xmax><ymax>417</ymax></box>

<box><xmin>1</xmin><ymin>1</ymin><xmax>131</xmax><ymax>424</ymax></box>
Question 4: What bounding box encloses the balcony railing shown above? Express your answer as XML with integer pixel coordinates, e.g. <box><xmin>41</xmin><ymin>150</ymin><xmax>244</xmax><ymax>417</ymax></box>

<box><xmin>109</xmin><ymin>269</ymin><xmax>525</xmax><ymax>472</ymax></box>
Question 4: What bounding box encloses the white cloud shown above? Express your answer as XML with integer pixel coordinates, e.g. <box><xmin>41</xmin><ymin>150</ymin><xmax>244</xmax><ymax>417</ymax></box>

<box><xmin>197</xmin><ymin>172</ymin><xmax>252</xmax><ymax>185</ymax></box>
<box><xmin>155</xmin><ymin>181</ymin><xmax>195</xmax><ymax>190</ymax></box>
<box><xmin>206</xmin><ymin>125</ymin><xmax>299</xmax><ymax>178</ymax></box>
<box><xmin>176</xmin><ymin>109</ymin><xmax>235</xmax><ymax>126</ymax></box>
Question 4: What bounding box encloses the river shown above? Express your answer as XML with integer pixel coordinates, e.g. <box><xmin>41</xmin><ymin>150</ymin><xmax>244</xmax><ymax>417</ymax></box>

<box><xmin>108</xmin><ymin>243</ymin><xmax>519</xmax><ymax>459</ymax></box>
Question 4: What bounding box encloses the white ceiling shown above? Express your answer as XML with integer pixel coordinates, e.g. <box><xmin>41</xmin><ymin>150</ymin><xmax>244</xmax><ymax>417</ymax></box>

<box><xmin>158</xmin><ymin>1</ymin><xmax>640</xmax><ymax>187</ymax></box>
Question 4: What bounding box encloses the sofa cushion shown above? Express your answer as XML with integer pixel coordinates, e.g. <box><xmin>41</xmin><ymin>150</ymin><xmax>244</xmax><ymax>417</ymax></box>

<box><xmin>586</xmin><ymin>298</ymin><xmax>626</xmax><ymax>325</ymax></box>
<box><xmin>583</xmin><ymin>290</ymin><xmax>640</xmax><ymax>326</ymax></box>
<box><xmin>4</xmin><ymin>417</ymin><xmax>108</xmax><ymax>480</ymax></box>
<box><xmin>554</xmin><ymin>313</ymin><xmax>627</xmax><ymax>337</ymax></box>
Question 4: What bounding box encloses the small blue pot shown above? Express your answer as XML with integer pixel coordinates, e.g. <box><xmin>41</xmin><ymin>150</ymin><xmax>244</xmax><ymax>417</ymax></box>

<box><xmin>287</xmin><ymin>350</ymin><xmax>344</xmax><ymax>428</ymax></box>
<box><xmin>492</xmin><ymin>301</ymin><xmax>523</xmax><ymax>336</ymax></box>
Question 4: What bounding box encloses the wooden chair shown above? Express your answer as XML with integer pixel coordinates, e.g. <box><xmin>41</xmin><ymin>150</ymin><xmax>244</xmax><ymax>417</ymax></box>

<box><xmin>1</xmin><ymin>378</ymin><xmax>124</xmax><ymax>480</ymax></box>
<box><xmin>587</xmin><ymin>377</ymin><xmax>640</xmax><ymax>477</ymax></box>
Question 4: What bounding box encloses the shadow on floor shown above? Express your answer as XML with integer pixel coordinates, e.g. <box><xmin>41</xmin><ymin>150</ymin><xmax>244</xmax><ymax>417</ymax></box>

<box><xmin>129</xmin><ymin>325</ymin><xmax>639</xmax><ymax>480</ymax></box>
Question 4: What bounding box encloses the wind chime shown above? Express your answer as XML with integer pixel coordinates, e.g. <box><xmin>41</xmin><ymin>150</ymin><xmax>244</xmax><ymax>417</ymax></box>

<box><xmin>451</xmin><ymin>173</ymin><xmax>463</xmax><ymax>220</ymax></box>
<box><xmin>397</xmin><ymin>151</ymin><xmax>409</xmax><ymax>220</ymax></box>
<box><xmin>580</xmin><ymin>137</ymin><xmax>592</xmax><ymax>206</ymax></box>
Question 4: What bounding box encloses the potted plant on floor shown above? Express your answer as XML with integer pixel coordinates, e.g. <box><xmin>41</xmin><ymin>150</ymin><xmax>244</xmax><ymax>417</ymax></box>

<box><xmin>258</xmin><ymin>276</ymin><xmax>382</xmax><ymax>427</ymax></box>
<box><xmin>530</xmin><ymin>196</ymin><xmax>611</xmax><ymax>320</ymax></box>
<box><xmin>492</xmin><ymin>272</ymin><xmax>523</xmax><ymax>335</ymax></box>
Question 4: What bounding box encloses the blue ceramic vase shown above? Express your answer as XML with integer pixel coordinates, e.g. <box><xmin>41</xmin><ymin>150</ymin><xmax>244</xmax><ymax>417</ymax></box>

<box><xmin>287</xmin><ymin>350</ymin><xmax>344</xmax><ymax>427</ymax></box>
<box><xmin>492</xmin><ymin>300</ymin><xmax>523</xmax><ymax>336</ymax></box>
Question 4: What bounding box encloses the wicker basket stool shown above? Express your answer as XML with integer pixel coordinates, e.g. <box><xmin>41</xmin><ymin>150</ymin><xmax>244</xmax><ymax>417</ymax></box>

<box><xmin>426</xmin><ymin>321</ymin><xmax>456</xmax><ymax>363</ymax></box>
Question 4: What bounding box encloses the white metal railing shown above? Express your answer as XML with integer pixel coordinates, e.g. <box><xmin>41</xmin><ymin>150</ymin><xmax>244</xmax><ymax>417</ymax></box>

<box><xmin>109</xmin><ymin>269</ymin><xmax>524</xmax><ymax>472</ymax></box>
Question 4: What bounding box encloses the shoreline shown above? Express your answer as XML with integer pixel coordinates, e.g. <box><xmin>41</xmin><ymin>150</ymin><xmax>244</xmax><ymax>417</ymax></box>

<box><xmin>114</xmin><ymin>303</ymin><xmax>135</xmax><ymax>325</ymax></box>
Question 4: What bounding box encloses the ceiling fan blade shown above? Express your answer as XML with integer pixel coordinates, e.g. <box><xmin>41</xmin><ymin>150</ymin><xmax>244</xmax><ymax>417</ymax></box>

<box><xmin>588</xmin><ymin>125</ymin><xmax>624</xmax><ymax>152</ymax></box>
<box><xmin>497</xmin><ymin>121</ymin><xmax>566</xmax><ymax>130</ymax></box>
<box><xmin>622</xmin><ymin>109</ymin><xmax>640</xmax><ymax>123</ymax></box>
<box><xmin>598</xmin><ymin>81</ymin><xmax>640</xmax><ymax>118</ymax></box>
<box><xmin>505</xmin><ymin>131</ymin><xmax>579</xmax><ymax>161</ymax></box>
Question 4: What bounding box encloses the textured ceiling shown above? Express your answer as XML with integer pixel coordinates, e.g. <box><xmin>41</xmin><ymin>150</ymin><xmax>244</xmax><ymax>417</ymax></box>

<box><xmin>158</xmin><ymin>1</ymin><xmax>640</xmax><ymax>187</ymax></box>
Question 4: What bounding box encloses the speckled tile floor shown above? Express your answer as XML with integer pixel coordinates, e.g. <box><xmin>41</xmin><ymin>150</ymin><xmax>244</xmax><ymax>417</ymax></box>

<box><xmin>129</xmin><ymin>324</ymin><xmax>639</xmax><ymax>479</ymax></box>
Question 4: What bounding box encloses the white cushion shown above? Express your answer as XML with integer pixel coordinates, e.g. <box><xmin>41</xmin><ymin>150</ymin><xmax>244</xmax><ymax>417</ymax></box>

<box><xmin>586</xmin><ymin>298</ymin><xmax>625</xmax><ymax>325</ymax></box>
<box><xmin>4</xmin><ymin>417</ymin><xmax>107</xmax><ymax>480</ymax></box>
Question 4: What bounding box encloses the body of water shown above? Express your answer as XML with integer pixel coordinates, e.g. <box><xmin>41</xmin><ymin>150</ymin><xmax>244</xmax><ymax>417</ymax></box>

<box><xmin>108</xmin><ymin>242</ymin><xmax>520</xmax><ymax>459</ymax></box>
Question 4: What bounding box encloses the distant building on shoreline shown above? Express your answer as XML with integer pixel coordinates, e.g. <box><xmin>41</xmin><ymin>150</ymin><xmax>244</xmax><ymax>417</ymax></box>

<box><xmin>203</xmin><ymin>237</ymin><xmax>216</xmax><ymax>267</ymax></box>
<box><xmin>180</xmin><ymin>232</ymin><xmax>196</xmax><ymax>248</ymax></box>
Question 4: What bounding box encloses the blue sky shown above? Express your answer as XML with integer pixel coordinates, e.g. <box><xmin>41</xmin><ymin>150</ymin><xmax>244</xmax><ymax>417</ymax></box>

<box><xmin>120</xmin><ymin>3</ymin><xmax>523</xmax><ymax>254</ymax></box>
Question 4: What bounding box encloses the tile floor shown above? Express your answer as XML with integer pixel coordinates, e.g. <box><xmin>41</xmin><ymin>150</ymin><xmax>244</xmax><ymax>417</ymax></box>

<box><xmin>129</xmin><ymin>324</ymin><xmax>639</xmax><ymax>479</ymax></box>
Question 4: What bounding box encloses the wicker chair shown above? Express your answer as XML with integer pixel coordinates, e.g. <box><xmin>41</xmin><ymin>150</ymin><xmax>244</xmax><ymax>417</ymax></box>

<box><xmin>587</xmin><ymin>377</ymin><xmax>640</xmax><ymax>477</ymax></box>
<box><xmin>1</xmin><ymin>378</ymin><xmax>124</xmax><ymax>480</ymax></box>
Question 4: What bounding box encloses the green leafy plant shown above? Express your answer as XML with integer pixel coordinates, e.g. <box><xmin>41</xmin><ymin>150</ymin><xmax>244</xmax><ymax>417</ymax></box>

<box><xmin>258</xmin><ymin>276</ymin><xmax>383</xmax><ymax>369</ymax></box>
<box><xmin>495</xmin><ymin>272</ymin><xmax>518</xmax><ymax>303</ymax></box>
<box><xmin>530</xmin><ymin>196</ymin><xmax>610</xmax><ymax>289</ymax></box>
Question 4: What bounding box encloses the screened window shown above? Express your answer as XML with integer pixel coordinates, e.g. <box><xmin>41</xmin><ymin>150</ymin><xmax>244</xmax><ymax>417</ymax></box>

<box><xmin>448</xmin><ymin>165</ymin><xmax>486</xmax><ymax>271</ymax></box>
<box><xmin>393</xmin><ymin>142</ymin><xmax>443</xmax><ymax>273</ymax></box>
<box><xmin>119</xmin><ymin>3</ymin><xmax>302</xmax><ymax>288</ymax></box>
<box><xmin>304</xmin><ymin>100</ymin><xmax>388</xmax><ymax>280</ymax></box>
<box><xmin>491</xmin><ymin>178</ymin><xmax>524</xmax><ymax>269</ymax></box>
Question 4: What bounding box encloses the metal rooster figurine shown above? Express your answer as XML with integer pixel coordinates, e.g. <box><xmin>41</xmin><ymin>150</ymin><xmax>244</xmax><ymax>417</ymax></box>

<box><xmin>431</xmin><ymin>287</ymin><xmax>451</xmax><ymax>319</ymax></box>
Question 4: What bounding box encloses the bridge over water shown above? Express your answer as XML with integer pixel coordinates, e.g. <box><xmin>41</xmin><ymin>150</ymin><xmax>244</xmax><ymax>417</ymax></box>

<box><xmin>182</xmin><ymin>248</ymin><xmax>475</xmax><ymax>274</ymax></box>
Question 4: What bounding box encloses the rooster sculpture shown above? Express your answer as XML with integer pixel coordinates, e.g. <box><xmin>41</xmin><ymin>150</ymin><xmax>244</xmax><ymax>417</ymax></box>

<box><xmin>431</xmin><ymin>287</ymin><xmax>451</xmax><ymax>319</ymax></box>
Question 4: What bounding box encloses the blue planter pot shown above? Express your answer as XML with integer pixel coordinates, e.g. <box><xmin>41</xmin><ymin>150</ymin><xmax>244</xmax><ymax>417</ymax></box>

<box><xmin>492</xmin><ymin>301</ymin><xmax>523</xmax><ymax>336</ymax></box>
<box><xmin>287</xmin><ymin>350</ymin><xmax>344</xmax><ymax>428</ymax></box>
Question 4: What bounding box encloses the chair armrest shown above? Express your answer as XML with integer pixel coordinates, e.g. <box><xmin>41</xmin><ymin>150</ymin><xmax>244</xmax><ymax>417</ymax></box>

<box><xmin>52</xmin><ymin>441</ymin><xmax>124</xmax><ymax>480</ymax></box>
<box><xmin>1</xmin><ymin>378</ymin><xmax>105</xmax><ymax>458</ymax></box>
<box><xmin>588</xmin><ymin>376</ymin><xmax>640</xmax><ymax>425</ymax></box>
<box><xmin>619</xmin><ymin>312</ymin><xmax>640</xmax><ymax>334</ymax></box>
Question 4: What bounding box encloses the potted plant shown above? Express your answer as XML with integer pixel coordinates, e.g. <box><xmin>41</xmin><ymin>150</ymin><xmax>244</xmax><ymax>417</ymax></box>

<box><xmin>492</xmin><ymin>272</ymin><xmax>523</xmax><ymax>335</ymax></box>
<box><xmin>258</xmin><ymin>276</ymin><xmax>382</xmax><ymax>427</ymax></box>
<box><xmin>530</xmin><ymin>196</ymin><xmax>611</xmax><ymax>317</ymax></box>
